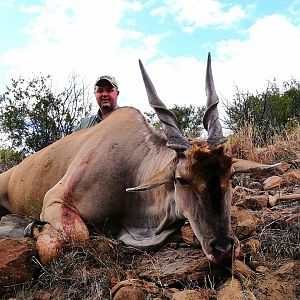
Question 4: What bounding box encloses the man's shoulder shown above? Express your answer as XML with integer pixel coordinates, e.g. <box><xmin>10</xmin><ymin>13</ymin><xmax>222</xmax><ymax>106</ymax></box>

<box><xmin>74</xmin><ymin>115</ymin><xmax>100</xmax><ymax>132</ymax></box>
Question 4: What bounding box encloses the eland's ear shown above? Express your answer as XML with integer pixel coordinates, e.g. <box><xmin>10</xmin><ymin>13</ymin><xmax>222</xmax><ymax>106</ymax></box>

<box><xmin>232</xmin><ymin>158</ymin><xmax>282</xmax><ymax>174</ymax></box>
<box><xmin>126</xmin><ymin>157</ymin><xmax>177</xmax><ymax>192</ymax></box>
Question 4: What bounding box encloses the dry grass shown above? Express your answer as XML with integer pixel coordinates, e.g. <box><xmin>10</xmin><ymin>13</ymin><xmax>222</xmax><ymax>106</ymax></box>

<box><xmin>257</xmin><ymin>202</ymin><xmax>300</xmax><ymax>261</ymax></box>
<box><xmin>6</xmin><ymin>240</ymin><xmax>125</xmax><ymax>300</ymax></box>
<box><xmin>226</xmin><ymin>123</ymin><xmax>300</xmax><ymax>164</ymax></box>
<box><xmin>227</xmin><ymin>124</ymin><xmax>300</xmax><ymax>262</ymax></box>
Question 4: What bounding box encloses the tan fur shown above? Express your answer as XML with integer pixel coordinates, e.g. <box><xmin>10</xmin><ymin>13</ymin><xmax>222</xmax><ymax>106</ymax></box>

<box><xmin>0</xmin><ymin>107</ymin><xmax>175</xmax><ymax>245</ymax></box>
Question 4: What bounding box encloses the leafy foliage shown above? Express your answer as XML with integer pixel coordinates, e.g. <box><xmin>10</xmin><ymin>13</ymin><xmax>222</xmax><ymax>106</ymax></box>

<box><xmin>224</xmin><ymin>78</ymin><xmax>300</xmax><ymax>146</ymax></box>
<box><xmin>0</xmin><ymin>74</ymin><xmax>92</xmax><ymax>154</ymax></box>
<box><xmin>0</xmin><ymin>148</ymin><xmax>25</xmax><ymax>172</ymax></box>
<box><xmin>145</xmin><ymin>104</ymin><xmax>206</xmax><ymax>139</ymax></box>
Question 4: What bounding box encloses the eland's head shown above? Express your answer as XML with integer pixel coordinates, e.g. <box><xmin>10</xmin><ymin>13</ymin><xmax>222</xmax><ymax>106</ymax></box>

<box><xmin>127</xmin><ymin>53</ymin><xmax>237</xmax><ymax>263</ymax></box>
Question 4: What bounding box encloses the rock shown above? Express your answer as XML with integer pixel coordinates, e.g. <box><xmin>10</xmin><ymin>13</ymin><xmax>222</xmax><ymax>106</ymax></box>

<box><xmin>274</xmin><ymin>262</ymin><xmax>295</xmax><ymax>275</ymax></box>
<box><xmin>111</xmin><ymin>278</ymin><xmax>158</xmax><ymax>297</ymax></box>
<box><xmin>282</xmin><ymin>169</ymin><xmax>300</xmax><ymax>182</ymax></box>
<box><xmin>256</xmin><ymin>266</ymin><xmax>268</xmax><ymax>273</ymax></box>
<box><xmin>172</xmin><ymin>290</ymin><xmax>207</xmax><ymax>300</ymax></box>
<box><xmin>248</xmin><ymin>182</ymin><xmax>262</xmax><ymax>191</ymax></box>
<box><xmin>134</xmin><ymin>246</ymin><xmax>227</xmax><ymax>286</ymax></box>
<box><xmin>113</xmin><ymin>286</ymin><xmax>145</xmax><ymax>300</ymax></box>
<box><xmin>268</xmin><ymin>192</ymin><xmax>300</xmax><ymax>207</ymax></box>
<box><xmin>0</xmin><ymin>214</ymin><xmax>32</xmax><ymax>238</ymax></box>
<box><xmin>217</xmin><ymin>278</ymin><xmax>244</xmax><ymax>300</ymax></box>
<box><xmin>275</xmin><ymin>162</ymin><xmax>291</xmax><ymax>173</ymax></box>
<box><xmin>217</xmin><ymin>277</ymin><xmax>258</xmax><ymax>300</ymax></box>
<box><xmin>283</xmin><ymin>213</ymin><xmax>300</xmax><ymax>225</ymax></box>
<box><xmin>243</xmin><ymin>194</ymin><xmax>269</xmax><ymax>209</ymax></box>
<box><xmin>241</xmin><ymin>239</ymin><xmax>260</xmax><ymax>256</ymax></box>
<box><xmin>0</xmin><ymin>238</ymin><xmax>37</xmax><ymax>291</ymax></box>
<box><xmin>268</xmin><ymin>194</ymin><xmax>279</xmax><ymax>207</ymax></box>
<box><xmin>180</xmin><ymin>222</ymin><xmax>200</xmax><ymax>246</ymax></box>
<box><xmin>231</xmin><ymin>207</ymin><xmax>259</xmax><ymax>238</ymax></box>
<box><xmin>232</xmin><ymin>260</ymin><xmax>255</xmax><ymax>278</ymax></box>
<box><xmin>263</xmin><ymin>176</ymin><xmax>283</xmax><ymax>189</ymax></box>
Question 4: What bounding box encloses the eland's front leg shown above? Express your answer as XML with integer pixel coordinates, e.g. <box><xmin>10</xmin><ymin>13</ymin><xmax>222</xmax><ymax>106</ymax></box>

<box><xmin>36</xmin><ymin>186</ymin><xmax>89</xmax><ymax>264</ymax></box>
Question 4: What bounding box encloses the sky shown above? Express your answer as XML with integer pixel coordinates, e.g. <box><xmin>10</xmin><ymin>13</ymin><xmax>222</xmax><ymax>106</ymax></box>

<box><xmin>1</xmin><ymin>0</ymin><xmax>300</xmax><ymax>116</ymax></box>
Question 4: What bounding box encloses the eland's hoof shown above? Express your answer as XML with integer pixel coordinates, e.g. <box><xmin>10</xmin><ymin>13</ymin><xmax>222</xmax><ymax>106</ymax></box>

<box><xmin>24</xmin><ymin>220</ymin><xmax>48</xmax><ymax>238</ymax></box>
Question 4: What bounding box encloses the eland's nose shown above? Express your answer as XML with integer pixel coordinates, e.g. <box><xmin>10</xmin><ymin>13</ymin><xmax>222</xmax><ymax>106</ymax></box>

<box><xmin>211</xmin><ymin>237</ymin><xmax>234</xmax><ymax>257</ymax></box>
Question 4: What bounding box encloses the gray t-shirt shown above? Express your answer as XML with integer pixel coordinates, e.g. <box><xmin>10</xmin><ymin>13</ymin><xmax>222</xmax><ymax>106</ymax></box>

<box><xmin>73</xmin><ymin>107</ymin><xmax>119</xmax><ymax>132</ymax></box>
<box><xmin>73</xmin><ymin>113</ymin><xmax>102</xmax><ymax>132</ymax></box>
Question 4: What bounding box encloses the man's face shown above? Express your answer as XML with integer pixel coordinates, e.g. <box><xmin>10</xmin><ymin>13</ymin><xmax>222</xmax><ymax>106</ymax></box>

<box><xmin>94</xmin><ymin>81</ymin><xmax>119</xmax><ymax>112</ymax></box>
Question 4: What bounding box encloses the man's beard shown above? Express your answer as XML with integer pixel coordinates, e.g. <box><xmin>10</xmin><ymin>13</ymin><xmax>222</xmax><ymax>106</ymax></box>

<box><xmin>101</xmin><ymin>104</ymin><xmax>113</xmax><ymax>111</ymax></box>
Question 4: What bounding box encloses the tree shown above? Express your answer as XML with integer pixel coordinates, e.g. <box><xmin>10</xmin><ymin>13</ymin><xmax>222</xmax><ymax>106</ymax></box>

<box><xmin>0</xmin><ymin>148</ymin><xmax>25</xmax><ymax>172</ymax></box>
<box><xmin>145</xmin><ymin>104</ymin><xmax>206</xmax><ymax>139</ymax></box>
<box><xmin>224</xmin><ymin>79</ymin><xmax>300</xmax><ymax>146</ymax></box>
<box><xmin>0</xmin><ymin>73</ymin><xmax>92</xmax><ymax>154</ymax></box>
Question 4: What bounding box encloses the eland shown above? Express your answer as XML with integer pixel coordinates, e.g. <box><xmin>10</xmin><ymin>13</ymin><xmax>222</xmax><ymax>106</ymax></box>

<box><xmin>0</xmin><ymin>53</ymin><xmax>278</xmax><ymax>263</ymax></box>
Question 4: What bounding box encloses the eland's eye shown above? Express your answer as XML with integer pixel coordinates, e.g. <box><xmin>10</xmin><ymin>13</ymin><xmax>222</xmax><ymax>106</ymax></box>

<box><xmin>230</xmin><ymin>171</ymin><xmax>236</xmax><ymax>180</ymax></box>
<box><xmin>176</xmin><ymin>177</ymin><xmax>189</xmax><ymax>186</ymax></box>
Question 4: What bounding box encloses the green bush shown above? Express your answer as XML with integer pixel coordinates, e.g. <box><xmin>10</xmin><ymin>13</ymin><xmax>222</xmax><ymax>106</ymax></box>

<box><xmin>224</xmin><ymin>78</ymin><xmax>300</xmax><ymax>146</ymax></box>
<box><xmin>145</xmin><ymin>104</ymin><xmax>206</xmax><ymax>139</ymax></box>
<box><xmin>0</xmin><ymin>148</ymin><xmax>25</xmax><ymax>172</ymax></box>
<box><xmin>0</xmin><ymin>74</ymin><xmax>92</xmax><ymax>154</ymax></box>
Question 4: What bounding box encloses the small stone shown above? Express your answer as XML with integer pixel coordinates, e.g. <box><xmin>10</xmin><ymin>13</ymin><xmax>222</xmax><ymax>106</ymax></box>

<box><xmin>282</xmin><ymin>170</ymin><xmax>300</xmax><ymax>182</ymax></box>
<box><xmin>268</xmin><ymin>194</ymin><xmax>279</xmax><ymax>206</ymax></box>
<box><xmin>263</xmin><ymin>176</ymin><xmax>283</xmax><ymax>189</ymax></box>
<box><xmin>233</xmin><ymin>259</ymin><xmax>255</xmax><ymax>278</ymax></box>
<box><xmin>275</xmin><ymin>162</ymin><xmax>291</xmax><ymax>173</ymax></box>
<box><xmin>274</xmin><ymin>262</ymin><xmax>295</xmax><ymax>275</ymax></box>
<box><xmin>244</xmin><ymin>195</ymin><xmax>269</xmax><ymax>209</ymax></box>
<box><xmin>256</xmin><ymin>266</ymin><xmax>268</xmax><ymax>273</ymax></box>
<box><xmin>231</xmin><ymin>207</ymin><xmax>258</xmax><ymax>238</ymax></box>
<box><xmin>113</xmin><ymin>286</ymin><xmax>145</xmax><ymax>300</ymax></box>
<box><xmin>248</xmin><ymin>182</ymin><xmax>262</xmax><ymax>191</ymax></box>
<box><xmin>241</xmin><ymin>239</ymin><xmax>261</xmax><ymax>255</ymax></box>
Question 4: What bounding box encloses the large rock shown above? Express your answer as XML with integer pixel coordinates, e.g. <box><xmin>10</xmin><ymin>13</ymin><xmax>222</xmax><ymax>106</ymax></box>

<box><xmin>263</xmin><ymin>176</ymin><xmax>283</xmax><ymax>190</ymax></box>
<box><xmin>231</xmin><ymin>207</ymin><xmax>259</xmax><ymax>239</ymax></box>
<box><xmin>134</xmin><ymin>246</ymin><xmax>228</xmax><ymax>286</ymax></box>
<box><xmin>0</xmin><ymin>214</ymin><xmax>32</xmax><ymax>238</ymax></box>
<box><xmin>0</xmin><ymin>238</ymin><xmax>37</xmax><ymax>292</ymax></box>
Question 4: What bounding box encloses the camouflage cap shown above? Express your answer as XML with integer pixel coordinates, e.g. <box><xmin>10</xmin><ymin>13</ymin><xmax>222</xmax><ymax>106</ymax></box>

<box><xmin>95</xmin><ymin>75</ymin><xmax>118</xmax><ymax>89</ymax></box>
